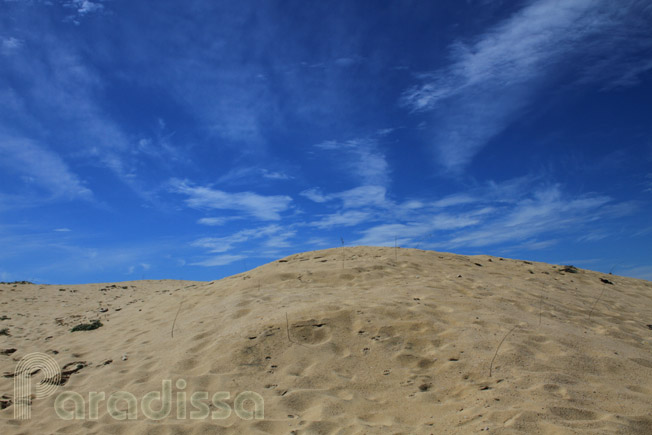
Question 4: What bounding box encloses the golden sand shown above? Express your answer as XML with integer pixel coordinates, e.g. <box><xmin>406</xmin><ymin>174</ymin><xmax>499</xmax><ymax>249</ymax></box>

<box><xmin>2</xmin><ymin>247</ymin><xmax>652</xmax><ymax>434</ymax></box>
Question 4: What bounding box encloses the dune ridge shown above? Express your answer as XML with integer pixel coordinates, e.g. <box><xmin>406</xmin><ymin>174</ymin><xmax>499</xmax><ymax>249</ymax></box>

<box><xmin>2</xmin><ymin>246</ymin><xmax>652</xmax><ymax>434</ymax></box>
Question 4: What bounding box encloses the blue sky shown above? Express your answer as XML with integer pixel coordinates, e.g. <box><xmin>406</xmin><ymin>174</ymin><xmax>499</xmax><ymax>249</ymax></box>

<box><xmin>1</xmin><ymin>0</ymin><xmax>651</xmax><ymax>284</ymax></box>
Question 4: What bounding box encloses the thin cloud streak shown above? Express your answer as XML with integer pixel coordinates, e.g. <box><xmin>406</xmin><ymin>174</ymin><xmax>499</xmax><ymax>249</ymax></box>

<box><xmin>401</xmin><ymin>0</ymin><xmax>652</xmax><ymax>171</ymax></box>
<box><xmin>171</xmin><ymin>179</ymin><xmax>292</xmax><ymax>221</ymax></box>
<box><xmin>190</xmin><ymin>254</ymin><xmax>246</xmax><ymax>267</ymax></box>
<box><xmin>301</xmin><ymin>185</ymin><xmax>388</xmax><ymax>209</ymax></box>
<box><xmin>308</xmin><ymin>211</ymin><xmax>371</xmax><ymax>229</ymax></box>
<box><xmin>353</xmin><ymin>183</ymin><xmax>614</xmax><ymax>250</ymax></box>
<box><xmin>191</xmin><ymin>225</ymin><xmax>291</xmax><ymax>254</ymax></box>
<box><xmin>315</xmin><ymin>137</ymin><xmax>389</xmax><ymax>186</ymax></box>
<box><xmin>0</xmin><ymin>135</ymin><xmax>92</xmax><ymax>201</ymax></box>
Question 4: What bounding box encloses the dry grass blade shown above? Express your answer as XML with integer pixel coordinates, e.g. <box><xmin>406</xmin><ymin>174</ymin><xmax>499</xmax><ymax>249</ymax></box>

<box><xmin>588</xmin><ymin>286</ymin><xmax>608</xmax><ymax>321</ymax></box>
<box><xmin>489</xmin><ymin>325</ymin><xmax>519</xmax><ymax>377</ymax></box>
<box><xmin>285</xmin><ymin>312</ymin><xmax>308</xmax><ymax>348</ymax></box>
<box><xmin>171</xmin><ymin>300</ymin><xmax>184</xmax><ymax>338</ymax></box>
<box><xmin>286</xmin><ymin>312</ymin><xmax>292</xmax><ymax>344</ymax></box>
<box><xmin>539</xmin><ymin>293</ymin><xmax>543</xmax><ymax>326</ymax></box>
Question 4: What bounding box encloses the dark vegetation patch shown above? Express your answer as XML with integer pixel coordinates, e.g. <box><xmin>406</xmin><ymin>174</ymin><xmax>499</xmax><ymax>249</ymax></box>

<box><xmin>71</xmin><ymin>320</ymin><xmax>103</xmax><ymax>332</ymax></box>
<box><xmin>0</xmin><ymin>395</ymin><xmax>11</xmax><ymax>409</ymax></box>
<box><xmin>560</xmin><ymin>265</ymin><xmax>579</xmax><ymax>274</ymax></box>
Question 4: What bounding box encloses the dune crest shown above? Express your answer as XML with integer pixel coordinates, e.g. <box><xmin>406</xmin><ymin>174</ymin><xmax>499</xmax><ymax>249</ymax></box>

<box><xmin>2</xmin><ymin>246</ymin><xmax>652</xmax><ymax>433</ymax></box>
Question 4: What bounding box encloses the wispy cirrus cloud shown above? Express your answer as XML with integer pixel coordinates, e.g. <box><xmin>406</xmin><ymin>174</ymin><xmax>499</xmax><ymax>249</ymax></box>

<box><xmin>190</xmin><ymin>254</ymin><xmax>247</xmax><ymax>267</ymax></box>
<box><xmin>0</xmin><ymin>135</ymin><xmax>92</xmax><ymax>201</ymax></box>
<box><xmin>64</xmin><ymin>0</ymin><xmax>105</xmax><ymax>24</ymax></box>
<box><xmin>0</xmin><ymin>23</ymin><xmax>159</xmax><ymax>200</ymax></box>
<box><xmin>197</xmin><ymin>217</ymin><xmax>240</xmax><ymax>227</ymax></box>
<box><xmin>189</xmin><ymin>224</ymin><xmax>296</xmax><ymax>265</ymax></box>
<box><xmin>315</xmin><ymin>136</ymin><xmax>389</xmax><ymax>186</ymax></box>
<box><xmin>445</xmin><ymin>188</ymin><xmax>612</xmax><ymax>248</ymax></box>
<box><xmin>301</xmin><ymin>132</ymin><xmax>395</xmax><ymax>209</ymax></box>
<box><xmin>308</xmin><ymin>210</ymin><xmax>371</xmax><ymax>229</ymax></box>
<box><xmin>353</xmin><ymin>180</ymin><xmax>618</xmax><ymax>250</ymax></box>
<box><xmin>401</xmin><ymin>0</ymin><xmax>652</xmax><ymax>171</ymax></box>
<box><xmin>66</xmin><ymin>0</ymin><xmax>104</xmax><ymax>15</ymax></box>
<box><xmin>355</xmin><ymin>211</ymin><xmax>484</xmax><ymax>246</ymax></box>
<box><xmin>171</xmin><ymin>179</ymin><xmax>292</xmax><ymax>220</ymax></box>
<box><xmin>301</xmin><ymin>185</ymin><xmax>388</xmax><ymax>209</ymax></box>
<box><xmin>1</xmin><ymin>37</ymin><xmax>22</xmax><ymax>55</ymax></box>
<box><xmin>191</xmin><ymin>225</ymin><xmax>290</xmax><ymax>253</ymax></box>
<box><xmin>261</xmin><ymin>169</ymin><xmax>293</xmax><ymax>180</ymax></box>
<box><xmin>214</xmin><ymin>166</ymin><xmax>294</xmax><ymax>186</ymax></box>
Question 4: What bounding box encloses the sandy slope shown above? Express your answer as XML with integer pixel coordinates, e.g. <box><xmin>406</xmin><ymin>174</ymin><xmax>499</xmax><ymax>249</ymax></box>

<box><xmin>2</xmin><ymin>246</ymin><xmax>652</xmax><ymax>434</ymax></box>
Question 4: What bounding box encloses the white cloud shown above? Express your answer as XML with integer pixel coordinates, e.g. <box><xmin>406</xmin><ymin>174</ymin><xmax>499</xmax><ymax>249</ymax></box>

<box><xmin>309</xmin><ymin>210</ymin><xmax>370</xmax><ymax>229</ymax></box>
<box><xmin>432</xmin><ymin>194</ymin><xmax>477</xmax><ymax>208</ymax></box>
<box><xmin>64</xmin><ymin>0</ymin><xmax>105</xmax><ymax>23</ymax></box>
<box><xmin>189</xmin><ymin>224</ymin><xmax>296</xmax><ymax>265</ymax></box>
<box><xmin>356</xmin><ymin>222</ymin><xmax>431</xmax><ymax>246</ymax></box>
<box><xmin>0</xmin><ymin>30</ymin><xmax>155</xmax><ymax>201</ymax></box>
<box><xmin>508</xmin><ymin>239</ymin><xmax>559</xmax><ymax>251</ymax></box>
<box><xmin>191</xmin><ymin>254</ymin><xmax>247</xmax><ymax>267</ymax></box>
<box><xmin>197</xmin><ymin>217</ymin><xmax>236</xmax><ymax>227</ymax></box>
<box><xmin>192</xmin><ymin>235</ymin><xmax>246</xmax><ymax>254</ymax></box>
<box><xmin>261</xmin><ymin>169</ymin><xmax>292</xmax><ymax>180</ymax></box>
<box><xmin>345</xmin><ymin>177</ymin><xmax>623</xmax><ymax>253</ymax></box>
<box><xmin>337</xmin><ymin>185</ymin><xmax>388</xmax><ymax>209</ymax></box>
<box><xmin>401</xmin><ymin>0</ymin><xmax>652</xmax><ymax>170</ymax></box>
<box><xmin>54</xmin><ymin>228</ymin><xmax>72</xmax><ymax>232</ymax></box>
<box><xmin>263</xmin><ymin>230</ymin><xmax>297</xmax><ymax>249</ymax></box>
<box><xmin>301</xmin><ymin>185</ymin><xmax>388</xmax><ymax>209</ymax></box>
<box><xmin>191</xmin><ymin>224</ymin><xmax>289</xmax><ymax>254</ymax></box>
<box><xmin>400</xmin><ymin>200</ymin><xmax>424</xmax><ymax>210</ymax></box>
<box><xmin>315</xmin><ymin>137</ymin><xmax>389</xmax><ymax>186</ymax></box>
<box><xmin>171</xmin><ymin>179</ymin><xmax>292</xmax><ymax>220</ymax></box>
<box><xmin>354</xmin><ymin>212</ymin><xmax>481</xmax><ymax>246</ymax></box>
<box><xmin>74</xmin><ymin>0</ymin><xmax>104</xmax><ymax>15</ymax></box>
<box><xmin>300</xmin><ymin>188</ymin><xmax>329</xmax><ymax>203</ymax></box>
<box><xmin>0</xmin><ymin>136</ymin><xmax>92</xmax><ymax>201</ymax></box>
<box><xmin>445</xmin><ymin>186</ymin><xmax>611</xmax><ymax>248</ymax></box>
<box><xmin>429</xmin><ymin>213</ymin><xmax>481</xmax><ymax>230</ymax></box>
<box><xmin>300</xmin><ymin>175</ymin><xmax>629</xmax><ymax>254</ymax></box>
<box><xmin>1</xmin><ymin>37</ymin><xmax>22</xmax><ymax>55</ymax></box>
<box><xmin>215</xmin><ymin>167</ymin><xmax>293</xmax><ymax>185</ymax></box>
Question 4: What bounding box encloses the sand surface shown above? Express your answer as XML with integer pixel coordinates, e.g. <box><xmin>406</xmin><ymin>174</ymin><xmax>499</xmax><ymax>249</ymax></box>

<box><xmin>2</xmin><ymin>246</ymin><xmax>652</xmax><ymax>434</ymax></box>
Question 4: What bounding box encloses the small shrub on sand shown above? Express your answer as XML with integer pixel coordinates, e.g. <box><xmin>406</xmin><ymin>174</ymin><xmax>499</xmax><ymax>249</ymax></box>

<box><xmin>560</xmin><ymin>265</ymin><xmax>578</xmax><ymax>273</ymax></box>
<box><xmin>71</xmin><ymin>320</ymin><xmax>103</xmax><ymax>332</ymax></box>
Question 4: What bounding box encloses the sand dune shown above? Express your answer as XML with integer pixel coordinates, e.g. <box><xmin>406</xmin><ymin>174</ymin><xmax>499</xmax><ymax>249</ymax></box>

<box><xmin>2</xmin><ymin>246</ymin><xmax>652</xmax><ymax>434</ymax></box>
